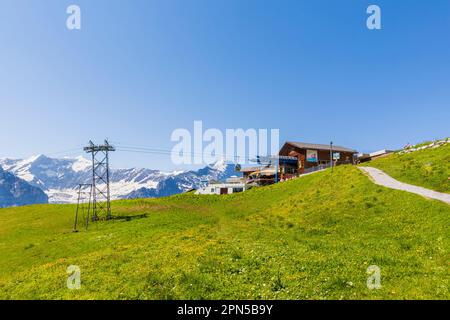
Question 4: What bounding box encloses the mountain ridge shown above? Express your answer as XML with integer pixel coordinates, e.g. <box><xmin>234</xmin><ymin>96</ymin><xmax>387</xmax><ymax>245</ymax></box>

<box><xmin>0</xmin><ymin>165</ymin><xmax>48</xmax><ymax>208</ymax></box>
<box><xmin>0</xmin><ymin>155</ymin><xmax>237</xmax><ymax>204</ymax></box>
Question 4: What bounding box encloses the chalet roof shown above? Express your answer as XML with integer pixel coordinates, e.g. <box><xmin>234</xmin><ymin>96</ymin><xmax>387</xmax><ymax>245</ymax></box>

<box><xmin>249</xmin><ymin>167</ymin><xmax>276</xmax><ymax>176</ymax></box>
<box><xmin>239</xmin><ymin>166</ymin><xmax>264</xmax><ymax>172</ymax></box>
<box><xmin>283</xmin><ymin>141</ymin><xmax>357</xmax><ymax>153</ymax></box>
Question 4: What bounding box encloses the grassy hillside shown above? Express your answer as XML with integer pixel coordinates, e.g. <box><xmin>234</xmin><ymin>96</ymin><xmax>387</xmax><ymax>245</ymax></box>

<box><xmin>0</xmin><ymin>166</ymin><xmax>449</xmax><ymax>300</ymax></box>
<box><xmin>362</xmin><ymin>142</ymin><xmax>450</xmax><ymax>193</ymax></box>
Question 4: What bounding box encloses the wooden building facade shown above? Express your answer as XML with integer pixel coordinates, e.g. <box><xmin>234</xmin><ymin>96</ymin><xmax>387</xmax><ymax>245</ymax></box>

<box><xmin>278</xmin><ymin>141</ymin><xmax>357</xmax><ymax>174</ymax></box>
<box><xmin>235</xmin><ymin>141</ymin><xmax>357</xmax><ymax>186</ymax></box>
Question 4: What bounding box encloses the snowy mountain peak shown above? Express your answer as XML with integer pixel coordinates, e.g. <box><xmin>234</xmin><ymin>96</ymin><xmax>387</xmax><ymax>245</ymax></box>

<box><xmin>209</xmin><ymin>158</ymin><xmax>228</xmax><ymax>171</ymax></box>
<box><xmin>25</xmin><ymin>154</ymin><xmax>46</xmax><ymax>163</ymax></box>
<box><xmin>70</xmin><ymin>156</ymin><xmax>91</xmax><ymax>172</ymax></box>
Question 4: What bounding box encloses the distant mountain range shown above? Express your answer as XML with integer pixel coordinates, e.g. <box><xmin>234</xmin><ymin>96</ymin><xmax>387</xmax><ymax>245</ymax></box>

<box><xmin>0</xmin><ymin>166</ymin><xmax>48</xmax><ymax>208</ymax></box>
<box><xmin>0</xmin><ymin>155</ymin><xmax>237</xmax><ymax>205</ymax></box>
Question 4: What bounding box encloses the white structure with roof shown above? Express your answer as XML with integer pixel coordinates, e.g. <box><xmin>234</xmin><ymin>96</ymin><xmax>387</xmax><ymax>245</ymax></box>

<box><xmin>195</xmin><ymin>176</ymin><xmax>248</xmax><ymax>195</ymax></box>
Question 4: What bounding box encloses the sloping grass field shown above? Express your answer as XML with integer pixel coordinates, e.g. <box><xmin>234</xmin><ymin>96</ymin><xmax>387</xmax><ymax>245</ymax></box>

<box><xmin>0</xmin><ymin>166</ymin><xmax>449</xmax><ymax>299</ymax></box>
<box><xmin>362</xmin><ymin>142</ymin><xmax>450</xmax><ymax>193</ymax></box>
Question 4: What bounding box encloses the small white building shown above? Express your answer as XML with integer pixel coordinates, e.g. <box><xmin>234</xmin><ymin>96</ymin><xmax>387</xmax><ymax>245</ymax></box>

<box><xmin>195</xmin><ymin>176</ymin><xmax>248</xmax><ymax>195</ymax></box>
<box><xmin>358</xmin><ymin>149</ymin><xmax>394</xmax><ymax>163</ymax></box>
<box><xmin>369</xmin><ymin>149</ymin><xmax>394</xmax><ymax>158</ymax></box>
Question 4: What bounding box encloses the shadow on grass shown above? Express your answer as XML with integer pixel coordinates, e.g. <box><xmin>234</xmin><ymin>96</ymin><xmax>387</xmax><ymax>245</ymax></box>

<box><xmin>113</xmin><ymin>213</ymin><xmax>148</xmax><ymax>222</ymax></box>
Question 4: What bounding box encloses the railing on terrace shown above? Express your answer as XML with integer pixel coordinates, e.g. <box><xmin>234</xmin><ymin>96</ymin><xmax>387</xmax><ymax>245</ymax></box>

<box><xmin>244</xmin><ymin>160</ymin><xmax>355</xmax><ymax>185</ymax></box>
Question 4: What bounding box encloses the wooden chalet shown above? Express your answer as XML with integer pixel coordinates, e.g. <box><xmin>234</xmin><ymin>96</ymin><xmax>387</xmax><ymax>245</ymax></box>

<box><xmin>279</xmin><ymin>141</ymin><xmax>357</xmax><ymax>173</ymax></box>
<box><xmin>237</xmin><ymin>141</ymin><xmax>357</xmax><ymax>186</ymax></box>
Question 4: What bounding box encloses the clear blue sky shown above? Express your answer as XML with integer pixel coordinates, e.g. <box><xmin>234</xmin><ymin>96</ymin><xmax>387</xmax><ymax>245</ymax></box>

<box><xmin>1</xmin><ymin>0</ymin><xmax>449</xmax><ymax>170</ymax></box>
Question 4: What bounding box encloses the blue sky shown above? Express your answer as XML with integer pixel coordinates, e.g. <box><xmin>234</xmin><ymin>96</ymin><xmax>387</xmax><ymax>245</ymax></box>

<box><xmin>0</xmin><ymin>0</ymin><xmax>449</xmax><ymax>170</ymax></box>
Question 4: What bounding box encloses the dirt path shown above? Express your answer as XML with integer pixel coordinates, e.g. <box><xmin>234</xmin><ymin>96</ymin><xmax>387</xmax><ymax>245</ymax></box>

<box><xmin>359</xmin><ymin>166</ymin><xmax>450</xmax><ymax>205</ymax></box>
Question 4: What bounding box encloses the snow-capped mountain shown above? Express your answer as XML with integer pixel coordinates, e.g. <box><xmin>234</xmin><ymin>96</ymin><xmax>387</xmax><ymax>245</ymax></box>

<box><xmin>0</xmin><ymin>155</ymin><xmax>237</xmax><ymax>203</ymax></box>
<box><xmin>125</xmin><ymin>162</ymin><xmax>236</xmax><ymax>199</ymax></box>
<box><xmin>0</xmin><ymin>166</ymin><xmax>48</xmax><ymax>208</ymax></box>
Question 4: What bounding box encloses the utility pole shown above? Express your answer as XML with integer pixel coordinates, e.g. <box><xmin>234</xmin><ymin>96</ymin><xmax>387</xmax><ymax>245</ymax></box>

<box><xmin>330</xmin><ymin>141</ymin><xmax>334</xmax><ymax>172</ymax></box>
<box><xmin>73</xmin><ymin>183</ymin><xmax>93</xmax><ymax>232</ymax></box>
<box><xmin>274</xmin><ymin>158</ymin><xmax>278</xmax><ymax>183</ymax></box>
<box><xmin>83</xmin><ymin>140</ymin><xmax>115</xmax><ymax>221</ymax></box>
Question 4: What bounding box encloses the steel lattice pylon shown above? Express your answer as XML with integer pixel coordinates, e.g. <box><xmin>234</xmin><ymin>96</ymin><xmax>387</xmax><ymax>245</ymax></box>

<box><xmin>73</xmin><ymin>183</ymin><xmax>93</xmax><ymax>232</ymax></box>
<box><xmin>83</xmin><ymin>140</ymin><xmax>115</xmax><ymax>221</ymax></box>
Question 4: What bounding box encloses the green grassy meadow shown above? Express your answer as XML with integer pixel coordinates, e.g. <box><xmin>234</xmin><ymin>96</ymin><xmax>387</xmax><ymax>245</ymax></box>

<box><xmin>362</xmin><ymin>142</ymin><xmax>450</xmax><ymax>193</ymax></box>
<box><xmin>0</xmin><ymin>165</ymin><xmax>449</xmax><ymax>300</ymax></box>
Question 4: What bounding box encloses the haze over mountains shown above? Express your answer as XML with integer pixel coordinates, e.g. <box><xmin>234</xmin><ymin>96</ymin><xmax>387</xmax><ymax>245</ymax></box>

<box><xmin>0</xmin><ymin>155</ymin><xmax>236</xmax><ymax>206</ymax></box>
<box><xmin>0</xmin><ymin>166</ymin><xmax>48</xmax><ymax>208</ymax></box>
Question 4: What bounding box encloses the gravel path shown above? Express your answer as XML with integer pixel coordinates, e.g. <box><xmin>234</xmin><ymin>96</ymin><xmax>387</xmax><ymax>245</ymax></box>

<box><xmin>359</xmin><ymin>166</ymin><xmax>450</xmax><ymax>205</ymax></box>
